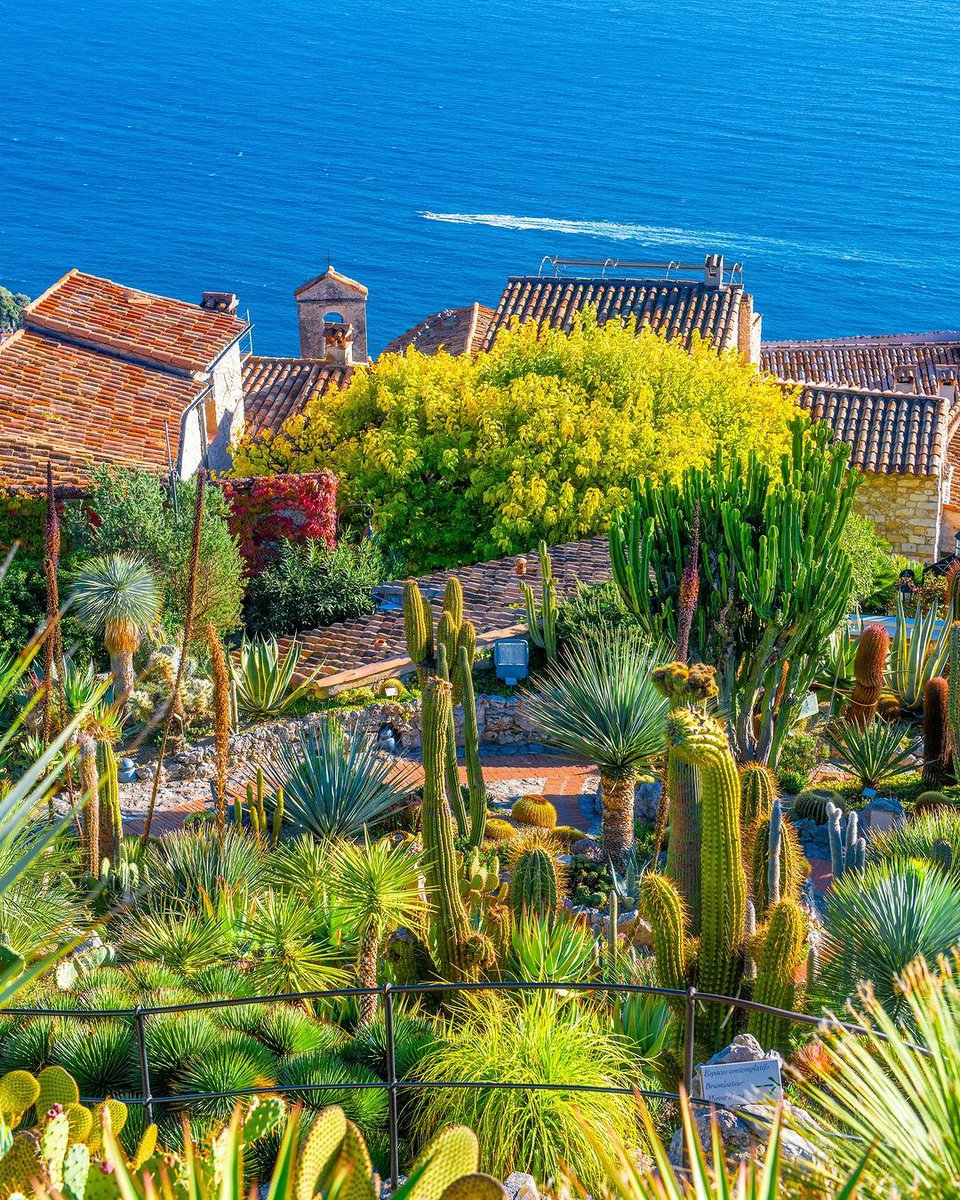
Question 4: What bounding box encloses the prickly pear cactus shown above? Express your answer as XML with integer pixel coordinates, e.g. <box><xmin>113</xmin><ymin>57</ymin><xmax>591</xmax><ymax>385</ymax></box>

<box><xmin>406</xmin><ymin>1125</ymin><xmax>480</xmax><ymax>1200</ymax></box>
<box><xmin>0</xmin><ymin>1071</ymin><xmax>40</xmax><ymax>1129</ymax></box>
<box><xmin>294</xmin><ymin>1106</ymin><xmax>347</xmax><ymax>1200</ymax></box>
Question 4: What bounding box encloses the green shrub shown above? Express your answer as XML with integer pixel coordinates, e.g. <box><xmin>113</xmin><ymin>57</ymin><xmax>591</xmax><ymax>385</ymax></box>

<box><xmin>840</xmin><ymin>512</ymin><xmax>902</xmax><ymax>612</ymax></box>
<box><xmin>63</xmin><ymin>466</ymin><xmax>244</xmax><ymax>634</ymax></box>
<box><xmin>776</xmin><ymin>730</ymin><xmax>824</xmax><ymax>794</ymax></box>
<box><xmin>555</xmin><ymin>581</ymin><xmax>643</xmax><ymax>648</ymax></box>
<box><xmin>415</xmin><ymin>994</ymin><xmax>641</xmax><ymax>1191</ymax></box>
<box><xmin>244</xmin><ymin>539</ymin><xmax>385</xmax><ymax>638</ymax></box>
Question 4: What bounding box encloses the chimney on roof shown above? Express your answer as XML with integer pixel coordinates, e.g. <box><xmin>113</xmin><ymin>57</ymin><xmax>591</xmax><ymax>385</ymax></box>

<box><xmin>892</xmin><ymin>368</ymin><xmax>918</xmax><ymax>395</ymax></box>
<box><xmin>704</xmin><ymin>254</ymin><xmax>724</xmax><ymax>290</ymax></box>
<box><xmin>323</xmin><ymin>321</ymin><xmax>354</xmax><ymax>367</ymax></box>
<box><xmin>200</xmin><ymin>291</ymin><xmax>239</xmax><ymax>315</ymax></box>
<box><xmin>936</xmin><ymin>366</ymin><xmax>958</xmax><ymax>404</ymax></box>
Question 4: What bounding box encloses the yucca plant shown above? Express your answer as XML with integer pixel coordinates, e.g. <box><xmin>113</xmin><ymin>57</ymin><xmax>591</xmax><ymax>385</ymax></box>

<box><xmin>507</xmin><ymin>911</ymin><xmax>599</xmax><ymax>984</ymax></box>
<box><xmin>145</xmin><ymin>825</ymin><xmax>268</xmax><ymax>906</ymax></box>
<box><xmin>231</xmin><ymin>636</ymin><xmax>322</xmax><ymax>719</ymax></box>
<box><xmin>817</xmin><ymin>858</ymin><xmax>960</xmax><ymax>1021</ymax></box>
<box><xmin>802</xmin><ymin>954</ymin><xmax>960</xmax><ymax>1199</ymax></box>
<box><xmin>265</xmin><ymin>717</ymin><xmax>415</xmax><ymax>839</ymax></box>
<box><xmin>70</xmin><ymin>553</ymin><xmax>161</xmax><ymax>702</ymax></box>
<box><xmin>825</xmin><ymin>718</ymin><xmax>920</xmax><ymax>789</ymax></box>
<box><xmin>524</xmin><ymin>630</ymin><xmax>669</xmax><ymax>870</ymax></box>
<box><xmin>277</xmin><ymin>1050</ymin><xmax>388</xmax><ymax>1135</ymax></box>
<box><xmin>329</xmin><ymin>833</ymin><xmax>424</xmax><ymax>1026</ymax></box>
<box><xmin>243</xmin><ymin>889</ymin><xmax>350</xmax><ymax>997</ymax></box>
<box><xmin>887</xmin><ymin>591</ymin><xmax>954</xmax><ymax>710</ymax></box>
<box><xmin>119</xmin><ymin>904</ymin><xmax>235</xmax><ymax>974</ymax></box>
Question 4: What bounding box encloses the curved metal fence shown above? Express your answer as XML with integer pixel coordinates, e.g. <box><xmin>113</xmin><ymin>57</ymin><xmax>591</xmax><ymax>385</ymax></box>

<box><xmin>1</xmin><ymin>979</ymin><xmax>911</xmax><ymax>1186</ymax></box>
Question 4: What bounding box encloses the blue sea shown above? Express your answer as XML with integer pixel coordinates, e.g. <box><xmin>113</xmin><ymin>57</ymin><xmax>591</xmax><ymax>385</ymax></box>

<box><xmin>3</xmin><ymin>0</ymin><xmax>960</xmax><ymax>356</ymax></box>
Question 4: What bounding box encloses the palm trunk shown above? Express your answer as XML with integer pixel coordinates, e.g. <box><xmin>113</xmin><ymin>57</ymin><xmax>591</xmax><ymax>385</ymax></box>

<box><xmin>110</xmin><ymin>649</ymin><xmax>136</xmax><ymax>707</ymax></box>
<box><xmin>357</xmin><ymin>926</ymin><xmax>380</xmax><ymax>1028</ymax></box>
<box><xmin>601</xmin><ymin>770</ymin><xmax>636</xmax><ymax>872</ymax></box>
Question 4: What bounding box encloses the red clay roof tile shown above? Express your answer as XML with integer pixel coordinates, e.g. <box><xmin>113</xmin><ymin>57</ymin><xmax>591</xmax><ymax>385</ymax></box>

<box><xmin>241</xmin><ymin>356</ymin><xmax>354</xmax><ymax>436</ymax></box>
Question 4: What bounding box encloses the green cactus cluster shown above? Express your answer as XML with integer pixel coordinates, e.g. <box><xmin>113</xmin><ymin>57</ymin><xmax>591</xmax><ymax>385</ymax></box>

<box><xmin>508</xmin><ymin>847</ymin><xmax>559</xmax><ymax>917</ymax></box>
<box><xmin>403</xmin><ymin>578</ymin><xmax>475</xmax><ymax>698</ymax></box>
<box><xmin>751</xmin><ymin>800</ymin><xmax>808</xmax><ymax>917</ymax></box>
<box><xmin>233</xmin><ymin>766</ymin><xmax>284</xmax><ymax>846</ymax></box>
<box><xmin>519</xmin><ymin>541</ymin><xmax>558</xmax><ymax>660</ymax></box>
<box><xmin>747</xmin><ymin>899</ymin><xmax>808</xmax><ymax>1051</ymax></box>
<box><xmin>462</xmin><ymin>847</ymin><xmax>506</xmax><ymax>918</ymax></box>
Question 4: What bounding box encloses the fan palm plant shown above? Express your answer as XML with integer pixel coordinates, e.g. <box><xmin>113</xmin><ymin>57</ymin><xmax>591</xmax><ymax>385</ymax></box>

<box><xmin>817</xmin><ymin>858</ymin><xmax>960</xmax><ymax>1021</ymax></box>
<box><xmin>70</xmin><ymin>553</ymin><xmax>161</xmax><ymax>702</ymax></box>
<box><xmin>524</xmin><ymin>630</ymin><xmax>668</xmax><ymax>869</ymax></box>
<box><xmin>264</xmin><ymin>717</ymin><xmax>415</xmax><ymax>839</ymax></box>
<box><xmin>329</xmin><ymin>834</ymin><xmax>424</xmax><ymax>1026</ymax></box>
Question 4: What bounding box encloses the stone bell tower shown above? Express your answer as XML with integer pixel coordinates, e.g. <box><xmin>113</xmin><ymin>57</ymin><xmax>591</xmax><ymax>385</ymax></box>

<box><xmin>294</xmin><ymin>266</ymin><xmax>369</xmax><ymax>362</ymax></box>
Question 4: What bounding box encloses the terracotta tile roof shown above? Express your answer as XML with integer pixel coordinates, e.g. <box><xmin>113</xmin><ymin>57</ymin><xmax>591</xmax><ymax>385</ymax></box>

<box><xmin>383</xmin><ymin>303</ymin><xmax>495</xmax><ymax>358</ymax></box>
<box><xmin>798</xmin><ymin>384</ymin><xmax>949</xmax><ymax>476</ymax></box>
<box><xmin>0</xmin><ymin>328</ymin><xmax>196</xmax><ymax>487</ymax></box>
<box><xmin>241</xmin><ymin>357</ymin><xmax>354</xmax><ymax>436</ymax></box>
<box><xmin>288</xmin><ymin>537</ymin><xmax>613</xmax><ymax>690</ymax></box>
<box><xmin>762</xmin><ymin>333</ymin><xmax>960</xmax><ymax>393</ymax></box>
<box><xmin>25</xmin><ymin>270</ymin><xmax>248</xmax><ymax>377</ymax></box>
<box><xmin>483</xmin><ymin>275</ymin><xmax>743</xmax><ymax>353</ymax></box>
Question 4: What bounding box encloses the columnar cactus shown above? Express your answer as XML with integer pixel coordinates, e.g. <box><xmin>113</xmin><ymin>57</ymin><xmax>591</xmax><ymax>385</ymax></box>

<box><xmin>751</xmin><ymin>805</ymin><xmax>806</xmax><ymax>916</ymax></box>
<box><xmin>421</xmin><ymin>678</ymin><xmax>476</xmax><ymax>977</ymax></box>
<box><xmin>509</xmin><ymin>848</ymin><xmax>559</xmax><ymax>916</ymax></box>
<box><xmin>949</xmin><ymin>624</ymin><xmax>960</xmax><ymax>770</ymax></box>
<box><xmin>519</xmin><ymin>541</ymin><xmax>558</xmax><ymax>660</ymax></box>
<box><xmin>847</xmin><ymin>624</ymin><xmax>890</xmax><ymax>726</ymax></box>
<box><xmin>748</xmin><ymin>899</ymin><xmax>808</xmax><ymax>1051</ymax></box>
<box><xmin>827</xmin><ymin>802</ymin><xmax>865</xmax><ymax>879</ymax></box>
<box><xmin>923</xmin><ymin>676</ymin><xmax>952</xmax><ymax>787</ymax></box>
<box><xmin>665</xmin><ymin>707</ymin><xmax>746</xmax><ymax>1034</ymax></box>
<box><xmin>640</xmin><ymin>872</ymin><xmax>688</xmax><ymax>995</ymax></box>
<box><xmin>436</xmin><ymin>644</ymin><xmax>468</xmax><ymax>837</ymax></box>
<box><xmin>403</xmin><ymin>578</ymin><xmax>434</xmax><ymax>672</ymax></box>
<box><xmin>78</xmin><ymin>735</ymin><xmax>99</xmax><ymax>878</ymax></box>
<box><xmin>95</xmin><ymin>740</ymin><xmax>122</xmax><ymax>867</ymax></box>
<box><xmin>460</xmin><ymin>645</ymin><xmax>487</xmax><ymax>847</ymax></box>
<box><xmin>740</xmin><ymin>762</ymin><xmax>777</xmax><ymax>828</ymax></box>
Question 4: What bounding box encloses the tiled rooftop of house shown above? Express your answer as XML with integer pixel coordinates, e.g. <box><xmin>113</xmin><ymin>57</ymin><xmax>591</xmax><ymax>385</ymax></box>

<box><xmin>290</xmin><ymin>536</ymin><xmax>613</xmax><ymax>691</ymax></box>
<box><xmin>762</xmin><ymin>332</ymin><xmax>960</xmax><ymax>393</ymax></box>
<box><xmin>797</xmin><ymin>384</ymin><xmax>949</xmax><ymax>475</ymax></box>
<box><xmin>241</xmin><ymin>357</ymin><xmax>355</xmax><ymax>436</ymax></box>
<box><xmin>383</xmin><ymin>303</ymin><xmax>495</xmax><ymax>358</ymax></box>
<box><xmin>483</xmin><ymin>262</ymin><xmax>750</xmax><ymax>354</ymax></box>
<box><xmin>0</xmin><ymin>271</ymin><xmax>250</xmax><ymax>488</ymax></box>
<box><xmin>26</xmin><ymin>270</ymin><xmax>248</xmax><ymax>377</ymax></box>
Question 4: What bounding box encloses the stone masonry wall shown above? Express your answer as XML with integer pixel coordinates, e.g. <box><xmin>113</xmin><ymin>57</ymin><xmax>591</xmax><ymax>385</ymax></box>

<box><xmin>853</xmin><ymin>470</ymin><xmax>942</xmax><ymax>562</ymax></box>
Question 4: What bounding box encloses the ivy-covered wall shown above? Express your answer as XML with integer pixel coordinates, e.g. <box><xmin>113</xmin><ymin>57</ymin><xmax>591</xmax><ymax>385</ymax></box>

<box><xmin>219</xmin><ymin>471</ymin><xmax>338</xmax><ymax>572</ymax></box>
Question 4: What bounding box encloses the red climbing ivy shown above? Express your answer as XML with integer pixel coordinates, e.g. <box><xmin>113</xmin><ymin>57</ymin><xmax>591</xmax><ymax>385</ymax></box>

<box><xmin>220</xmin><ymin>471</ymin><xmax>338</xmax><ymax>571</ymax></box>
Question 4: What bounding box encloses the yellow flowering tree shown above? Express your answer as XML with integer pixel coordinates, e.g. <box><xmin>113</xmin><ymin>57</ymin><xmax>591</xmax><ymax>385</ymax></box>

<box><xmin>234</xmin><ymin>310</ymin><xmax>799</xmax><ymax>572</ymax></box>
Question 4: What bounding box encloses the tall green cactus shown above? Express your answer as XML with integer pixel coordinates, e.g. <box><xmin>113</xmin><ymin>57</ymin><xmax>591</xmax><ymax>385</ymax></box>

<box><xmin>752</xmin><ymin>804</ymin><xmax>806</xmax><ymax>916</ymax></box>
<box><xmin>924</xmin><ymin>676</ymin><xmax>952</xmax><ymax>787</ymax></box>
<box><xmin>827</xmin><ymin>802</ymin><xmax>865</xmax><ymax>879</ymax></box>
<box><xmin>949</xmin><ymin>624</ymin><xmax>960</xmax><ymax>771</ymax></box>
<box><xmin>519</xmin><ymin>541</ymin><xmax>558</xmax><ymax>659</ymax></box>
<box><xmin>640</xmin><ymin>872</ymin><xmax>688</xmax><ymax>995</ymax></box>
<box><xmin>509</xmin><ymin>848</ymin><xmax>559</xmax><ymax>916</ymax></box>
<box><xmin>436</xmin><ymin>644</ymin><xmax>468</xmax><ymax>837</ymax></box>
<box><xmin>610</xmin><ymin>417</ymin><xmax>857</xmax><ymax>765</ymax></box>
<box><xmin>748</xmin><ymin>899</ymin><xmax>807</xmax><ymax>1051</ymax></box>
<box><xmin>740</xmin><ymin>762</ymin><xmax>777</xmax><ymax>828</ymax></box>
<box><xmin>95</xmin><ymin>740</ymin><xmax>122</xmax><ymax>867</ymax></box>
<box><xmin>421</xmin><ymin>678</ymin><xmax>476</xmax><ymax>978</ymax></box>
<box><xmin>460</xmin><ymin>645</ymin><xmax>487</xmax><ymax>847</ymax></box>
<box><xmin>666</xmin><ymin>707</ymin><xmax>746</xmax><ymax>1041</ymax></box>
<box><xmin>403</xmin><ymin>579</ymin><xmax>434</xmax><ymax>672</ymax></box>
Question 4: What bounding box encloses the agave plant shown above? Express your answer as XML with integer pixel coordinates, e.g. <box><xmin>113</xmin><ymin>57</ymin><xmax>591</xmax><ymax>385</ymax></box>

<box><xmin>524</xmin><ymin>630</ymin><xmax>669</xmax><ymax>870</ymax></box>
<box><xmin>825</xmin><ymin>718</ymin><xmax>920</xmax><ymax>789</ymax></box>
<box><xmin>507</xmin><ymin>911</ymin><xmax>599</xmax><ymax>985</ymax></box>
<box><xmin>802</xmin><ymin>954</ymin><xmax>960</xmax><ymax>1199</ymax></box>
<box><xmin>817</xmin><ymin>858</ymin><xmax>960</xmax><ymax>1021</ymax></box>
<box><xmin>231</xmin><ymin>636</ymin><xmax>322</xmax><ymax>719</ymax></box>
<box><xmin>887</xmin><ymin>591</ymin><xmax>954</xmax><ymax>710</ymax></box>
<box><xmin>264</xmin><ymin>717</ymin><xmax>415</xmax><ymax>839</ymax></box>
<box><xmin>70</xmin><ymin>553</ymin><xmax>161</xmax><ymax>702</ymax></box>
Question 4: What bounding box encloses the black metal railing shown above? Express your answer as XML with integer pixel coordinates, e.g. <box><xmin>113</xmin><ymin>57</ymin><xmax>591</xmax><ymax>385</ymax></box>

<box><xmin>2</xmin><ymin>979</ymin><xmax>916</xmax><ymax>1187</ymax></box>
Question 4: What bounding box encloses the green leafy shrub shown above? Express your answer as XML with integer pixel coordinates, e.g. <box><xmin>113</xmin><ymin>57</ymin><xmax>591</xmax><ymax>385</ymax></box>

<box><xmin>840</xmin><ymin>512</ymin><xmax>902</xmax><ymax>612</ymax></box>
<box><xmin>244</xmin><ymin>539</ymin><xmax>386</xmax><ymax>638</ymax></box>
<box><xmin>776</xmin><ymin>729</ymin><xmax>824</xmax><ymax>794</ymax></box>
<box><xmin>555</xmin><ymin>581</ymin><xmax>644</xmax><ymax>648</ymax></box>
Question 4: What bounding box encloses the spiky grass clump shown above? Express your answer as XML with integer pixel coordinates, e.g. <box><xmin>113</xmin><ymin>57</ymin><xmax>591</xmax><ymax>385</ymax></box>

<box><xmin>119</xmin><ymin>906</ymin><xmax>234</xmax><ymax>975</ymax></box>
<box><xmin>340</xmin><ymin>1008</ymin><xmax>436</xmax><ymax>1079</ymax></box>
<box><xmin>870</xmin><ymin>809</ymin><xmax>960</xmax><ymax>872</ymax></box>
<box><xmin>415</xmin><ymin>994</ymin><xmax>640</xmax><ymax>1191</ymax></box>
<box><xmin>507</xmin><ymin>912</ymin><xmax>598</xmax><ymax>984</ymax></box>
<box><xmin>51</xmin><ymin>1020</ymin><xmax>138</xmax><ymax>1096</ymax></box>
<box><xmin>256</xmin><ymin>1007</ymin><xmax>348</xmax><ymax>1059</ymax></box>
<box><xmin>278</xmin><ymin>1051</ymin><xmax>388</xmax><ymax>1135</ymax></box>
<box><xmin>146</xmin><ymin>827</ymin><xmax>268</xmax><ymax>906</ymax></box>
<box><xmin>179</xmin><ymin>1032</ymin><xmax>279</xmax><ymax>1123</ymax></box>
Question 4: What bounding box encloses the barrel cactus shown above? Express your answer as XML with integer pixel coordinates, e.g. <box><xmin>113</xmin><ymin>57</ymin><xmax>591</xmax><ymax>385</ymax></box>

<box><xmin>510</xmin><ymin>796</ymin><xmax>557</xmax><ymax>829</ymax></box>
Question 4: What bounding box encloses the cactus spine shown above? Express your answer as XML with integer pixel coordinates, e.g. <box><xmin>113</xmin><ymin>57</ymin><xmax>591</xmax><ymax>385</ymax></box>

<box><xmin>665</xmin><ymin>707</ymin><xmax>746</xmax><ymax>1040</ymax></box>
<box><xmin>421</xmin><ymin>678</ymin><xmax>475</xmax><ymax>977</ymax></box>
<box><xmin>740</xmin><ymin>763</ymin><xmax>777</xmax><ymax>828</ymax></box>
<box><xmin>460</xmin><ymin>645</ymin><xmax>487</xmax><ymax>847</ymax></box>
<box><xmin>923</xmin><ymin>676</ymin><xmax>952</xmax><ymax>787</ymax></box>
<box><xmin>748</xmin><ymin>899</ymin><xmax>807</xmax><ymax>1051</ymax></box>
<box><xmin>509</xmin><ymin>848</ymin><xmax>559</xmax><ymax>916</ymax></box>
<box><xmin>519</xmin><ymin>541</ymin><xmax>558</xmax><ymax>659</ymax></box>
<box><xmin>847</xmin><ymin>623</ymin><xmax>889</xmax><ymax>726</ymax></box>
<box><xmin>95</xmin><ymin>740</ymin><xmax>122</xmax><ymax>867</ymax></box>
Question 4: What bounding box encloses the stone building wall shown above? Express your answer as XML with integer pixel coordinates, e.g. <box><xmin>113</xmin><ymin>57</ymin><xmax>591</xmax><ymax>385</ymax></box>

<box><xmin>853</xmin><ymin>470</ymin><xmax>942</xmax><ymax>562</ymax></box>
